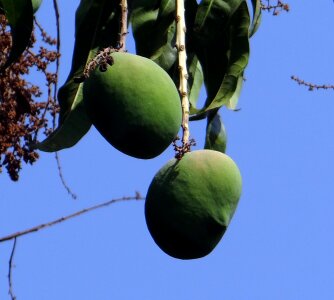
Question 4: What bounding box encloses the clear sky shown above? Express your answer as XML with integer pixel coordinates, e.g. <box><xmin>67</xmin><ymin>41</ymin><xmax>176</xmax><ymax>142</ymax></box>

<box><xmin>1</xmin><ymin>1</ymin><xmax>334</xmax><ymax>299</ymax></box>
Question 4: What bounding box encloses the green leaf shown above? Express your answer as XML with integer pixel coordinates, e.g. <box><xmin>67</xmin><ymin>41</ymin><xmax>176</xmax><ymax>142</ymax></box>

<box><xmin>131</xmin><ymin>0</ymin><xmax>177</xmax><ymax>72</ymax></box>
<box><xmin>249</xmin><ymin>0</ymin><xmax>261</xmax><ymax>37</ymax></box>
<box><xmin>132</xmin><ymin>0</ymin><xmax>202</xmax><ymax>108</ymax></box>
<box><xmin>36</xmin><ymin>85</ymin><xmax>91</xmax><ymax>152</ymax></box>
<box><xmin>194</xmin><ymin>0</ymin><xmax>243</xmax><ymax>44</ymax></box>
<box><xmin>191</xmin><ymin>0</ymin><xmax>250</xmax><ymax>115</ymax></box>
<box><xmin>209</xmin><ymin>2</ymin><xmax>249</xmax><ymax>110</ymax></box>
<box><xmin>226</xmin><ymin>74</ymin><xmax>243</xmax><ymax>110</ymax></box>
<box><xmin>36</xmin><ymin>0</ymin><xmax>121</xmax><ymax>152</ymax></box>
<box><xmin>59</xmin><ymin>0</ymin><xmax>120</xmax><ymax>118</ymax></box>
<box><xmin>0</xmin><ymin>0</ymin><xmax>34</xmax><ymax>70</ymax></box>
<box><xmin>204</xmin><ymin>111</ymin><xmax>227</xmax><ymax>153</ymax></box>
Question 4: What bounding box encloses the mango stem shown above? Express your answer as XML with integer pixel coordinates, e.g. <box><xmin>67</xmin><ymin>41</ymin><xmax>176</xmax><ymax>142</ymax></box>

<box><xmin>176</xmin><ymin>0</ymin><xmax>191</xmax><ymax>153</ymax></box>
<box><xmin>119</xmin><ymin>0</ymin><xmax>128</xmax><ymax>50</ymax></box>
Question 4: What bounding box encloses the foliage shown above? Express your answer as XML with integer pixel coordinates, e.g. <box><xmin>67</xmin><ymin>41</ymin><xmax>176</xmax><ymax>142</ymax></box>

<box><xmin>0</xmin><ymin>0</ymin><xmax>264</xmax><ymax>181</ymax></box>
<box><xmin>37</xmin><ymin>0</ymin><xmax>259</xmax><ymax>153</ymax></box>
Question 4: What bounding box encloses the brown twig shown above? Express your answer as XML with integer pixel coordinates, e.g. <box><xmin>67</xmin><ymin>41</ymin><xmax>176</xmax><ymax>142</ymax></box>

<box><xmin>8</xmin><ymin>238</ymin><xmax>17</xmax><ymax>300</ymax></box>
<box><xmin>0</xmin><ymin>194</ymin><xmax>144</xmax><ymax>243</ymax></box>
<box><xmin>34</xmin><ymin>18</ymin><xmax>57</xmax><ymax>45</ymax></box>
<box><xmin>75</xmin><ymin>0</ymin><xmax>128</xmax><ymax>83</ymax></box>
<box><xmin>55</xmin><ymin>152</ymin><xmax>77</xmax><ymax>200</ymax></box>
<box><xmin>291</xmin><ymin>75</ymin><xmax>334</xmax><ymax>91</ymax></box>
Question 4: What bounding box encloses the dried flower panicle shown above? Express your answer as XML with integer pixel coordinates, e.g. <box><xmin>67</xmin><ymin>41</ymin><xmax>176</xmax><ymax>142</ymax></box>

<box><xmin>261</xmin><ymin>0</ymin><xmax>290</xmax><ymax>16</ymax></box>
<box><xmin>0</xmin><ymin>14</ymin><xmax>59</xmax><ymax>181</ymax></box>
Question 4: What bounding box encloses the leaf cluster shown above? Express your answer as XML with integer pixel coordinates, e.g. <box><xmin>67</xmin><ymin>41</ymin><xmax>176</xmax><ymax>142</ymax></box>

<box><xmin>1</xmin><ymin>0</ymin><xmax>262</xmax><ymax>160</ymax></box>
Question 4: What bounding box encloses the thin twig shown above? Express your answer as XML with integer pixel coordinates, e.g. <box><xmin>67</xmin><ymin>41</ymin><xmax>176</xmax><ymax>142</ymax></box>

<box><xmin>55</xmin><ymin>152</ymin><xmax>77</xmax><ymax>200</ymax></box>
<box><xmin>174</xmin><ymin>0</ymin><xmax>192</xmax><ymax>159</ymax></box>
<box><xmin>34</xmin><ymin>18</ymin><xmax>57</xmax><ymax>45</ymax></box>
<box><xmin>51</xmin><ymin>0</ymin><xmax>76</xmax><ymax>200</ymax></box>
<box><xmin>291</xmin><ymin>75</ymin><xmax>334</xmax><ymax>91</ymax></box>
<box><xmin>52</xmin><ymin>0</ymin><xmax>61</xmax><ymax>130</ymax></box>
<box><xmin>0</xmin><ymin>194</ymin><xmax>144</xmax><ymax>243</ymax></box>
<box><xmin>75</xmin><ymin>0</ymin><xmax>128</xmax><ymax>83</ymax></box>
<box><xmin>8</xmin><ymin>238</ymin><xmax>17</xmax><ymax>300</ymax></box>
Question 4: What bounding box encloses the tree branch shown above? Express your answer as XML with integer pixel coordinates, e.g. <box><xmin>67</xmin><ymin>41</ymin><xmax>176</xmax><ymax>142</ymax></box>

<box><xmin>55</xmin><ymin>152</ymin><xmax>77</xmax><ymax>200</ymax></box>
<box><xmin>0</xmin><ymin>194</ymin><xmax>144</xmax><ymax>243</ymax></box>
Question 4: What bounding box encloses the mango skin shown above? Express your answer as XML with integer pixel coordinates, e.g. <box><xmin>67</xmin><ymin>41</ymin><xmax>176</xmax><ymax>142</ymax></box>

<box><xmin>83</xmin><ymin>52</ymin><xmax>181</xmax><ymax>159</ymax></box>
<box><xmin>145</xmin><ymin>150</ymin><xmax>242</xmax><ymax>259</ymax></box>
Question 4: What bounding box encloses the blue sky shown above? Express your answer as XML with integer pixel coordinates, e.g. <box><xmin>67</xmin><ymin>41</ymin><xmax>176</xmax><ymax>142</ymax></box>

<box><xmin>1</xmin><ymin>1</ymin><xmax>334</xmax><ymax>299</ymax></box>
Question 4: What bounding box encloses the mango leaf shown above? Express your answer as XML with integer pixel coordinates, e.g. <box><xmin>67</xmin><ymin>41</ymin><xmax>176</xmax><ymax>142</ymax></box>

<box><xmin>209</xmin><ymin>2</ymin><xmax>249</xmax><ymax>111</ymax></box>
<box><xmin>194</xmin><ymin>0</ymin><xmax>243</xmax><ymax>44</ymax></box>
<box><xmin>249</xmin><ymin>0</ymin><xmax>261</xmax><ymax>37</ymax></box>
<box><xmin>0</xmin><ymin>0</ymin><xmax>34</xmax><ymax>70</ymax></box>
<box><xmin>36</xmin><ymin>85</ymin><xmax>91</xmax><ymax>152</ymax></box>
<box><xmin>191</xmin><ymin>0</ymin><xmax>250</xmax><ymax>115</ymax></box>
<box><xmin>204</xmin><ymin>111</ymin><xmax>227</xmax><ymax>153</ymax></box>
<box><xmin>132</xmin><ymin>0</ymin><xmax>202</xmax><ymax>110</ymax></box>
<box><xmin>226</xmin><ymin>74</ymin><xmax>243</xmax><ymax>110</ymax></box>
<box><xmin>59</xmin><ymin>0</ymin><xmax>120</xmax><ymax>118</ymax></box>
<box><xmin>36</xmin><ymin>0</ymin><xmax>120</xmax><ymax>152</ymax></box>
<box><xmin>184</xmin><ymin>0</ymin><xmax>203</xmax><ymax>115</ymax></box>
<box><xmin>131</xmin><ymin>0</ymin><xmax>177</xmax><ymax>72</ymax></box>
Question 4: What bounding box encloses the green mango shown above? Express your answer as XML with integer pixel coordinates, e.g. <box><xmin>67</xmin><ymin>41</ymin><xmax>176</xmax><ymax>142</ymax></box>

<box><xmin>83</xmin><ymin>52</ymin><xmax>181</xmax><ymax>159</ymax></box>
<box><xmin>145</xmin><ymin>149</ymin><xmax>242</xmax><ymax>259</ymax></box>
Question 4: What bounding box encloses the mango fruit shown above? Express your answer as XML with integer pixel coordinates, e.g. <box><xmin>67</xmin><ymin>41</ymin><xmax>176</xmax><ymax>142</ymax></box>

<box><xmin>145</xmin><ymin>149</ymin><xmax>242</xmax><ymax>259</ymax></box>
<box><xmin>83</xmin><ymin>52</ymin><xmax>181</xmax><ymax>159</ymax></box>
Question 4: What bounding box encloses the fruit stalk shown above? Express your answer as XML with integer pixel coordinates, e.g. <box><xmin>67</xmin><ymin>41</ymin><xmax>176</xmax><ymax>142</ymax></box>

<box><xmin>176</xmin><ymin>0</ymin><xmax>190</xmax><ymax>147</ymax></box>
<box><xmin>119</xmin><ymin>0</ymin><xmax>128</xmax><ymax>50</ymax></box>
<box><xmin>79</xmin><ymin>0</ymin><xmax>128</xmax><ymax>81</ymax></box>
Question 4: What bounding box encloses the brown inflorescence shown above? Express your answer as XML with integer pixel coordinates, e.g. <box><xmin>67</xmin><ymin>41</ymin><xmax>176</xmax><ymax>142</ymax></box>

<box><xmin>260</xmin><ymin>0</ymin><xmax>289</xmax><ymax>16</ymax></box>
<box><xmin>0</xmin><ymin>14</ymin><xmax>59</xmax><ymax>181</ymax></box>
